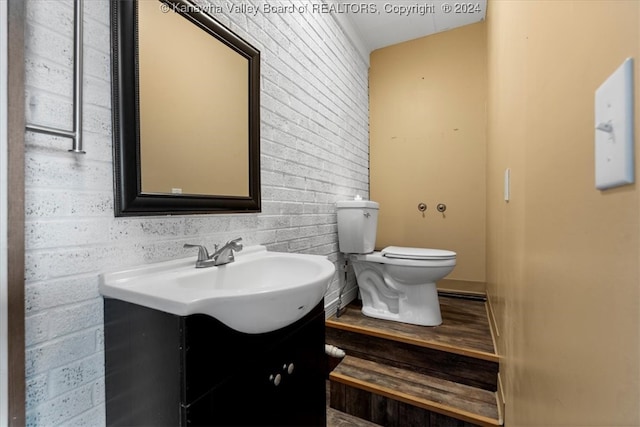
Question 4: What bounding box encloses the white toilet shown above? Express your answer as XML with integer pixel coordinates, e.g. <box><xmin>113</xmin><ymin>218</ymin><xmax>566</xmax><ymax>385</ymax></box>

<box><xmin>336</xmin><ymin>199</ymin><xmax>456</xmax><ymax>326</ymax></box>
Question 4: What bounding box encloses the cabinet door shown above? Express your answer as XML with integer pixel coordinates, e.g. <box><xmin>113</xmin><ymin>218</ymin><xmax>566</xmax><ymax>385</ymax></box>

<box><xmin>104</xmin><ymin>300</ymin><xmax>185</xmax><ymax>426</ymax></box>
<box><xmin>269</xmin><ymin>308</ymin><xmax>326</xmax><ymax>426</ymax></box>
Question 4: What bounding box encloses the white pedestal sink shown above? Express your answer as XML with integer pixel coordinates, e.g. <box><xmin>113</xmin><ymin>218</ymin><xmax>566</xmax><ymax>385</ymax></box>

<box><xmin>99</xmin><ymin>245</ymin><xmax>335</xmax><ymax>333</ymax></box>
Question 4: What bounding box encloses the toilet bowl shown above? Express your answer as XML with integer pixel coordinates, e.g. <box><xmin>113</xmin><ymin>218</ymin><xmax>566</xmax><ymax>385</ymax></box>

<box><xmin>336</xmin><ymin>200</ymin><xmax>456</xmax><ymax>326</ymax></box>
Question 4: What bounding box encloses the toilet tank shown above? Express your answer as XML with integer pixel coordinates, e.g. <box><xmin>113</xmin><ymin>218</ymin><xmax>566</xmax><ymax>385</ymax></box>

<box><xmin>336</xmin><ymin>200</ymin><xmax>379</xmax><ymax>254</ymax></box>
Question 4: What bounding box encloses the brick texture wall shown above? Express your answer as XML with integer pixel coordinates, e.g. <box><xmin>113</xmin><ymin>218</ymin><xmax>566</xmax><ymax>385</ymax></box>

<box><xmin>23</xmin><ymin>0</ymin><xmax>369</xmax><ymax>424</ymax></box>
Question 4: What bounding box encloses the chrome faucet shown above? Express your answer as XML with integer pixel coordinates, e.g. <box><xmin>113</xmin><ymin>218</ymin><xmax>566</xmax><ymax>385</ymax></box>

<box><xmin>184</xmin><ymin>238</ymin><xmax>243</xmax><ymax>268</ymax></box>
<box><xmin>212</xmin><ymin>237</ymin><xmax>243</xmax><ymax>266</ymax></box>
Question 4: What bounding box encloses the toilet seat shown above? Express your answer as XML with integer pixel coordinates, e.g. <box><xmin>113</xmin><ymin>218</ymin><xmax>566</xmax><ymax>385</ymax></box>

<box><xmin>381</xmin><ymin>246</ymin><xmax>456</xmax><ymax>261</ymax></box>
<box><xmin>350</xmin><ymin>248</ymin><xmax>456</xmax><ymax>268</ymax></box>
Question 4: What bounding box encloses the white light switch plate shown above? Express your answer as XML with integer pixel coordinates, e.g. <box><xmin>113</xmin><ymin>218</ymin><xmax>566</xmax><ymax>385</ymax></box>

<box><xmin>594</xmin><ymin>58</ymin><xmax>634</xmax><ymax>190</ymax></box>
<box><xmin>504</xmin><ymin>168</ymin><xmax>510</xmax><ymax>202</ymax></box>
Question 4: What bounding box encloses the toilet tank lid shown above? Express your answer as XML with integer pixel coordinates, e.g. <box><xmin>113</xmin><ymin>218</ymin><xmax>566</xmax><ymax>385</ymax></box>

<box><xmin>381</xmin><ymin>246</ymin><xmax>456</xmax><ymax>260</ymax></box>
<box><xmin>336</xmin><ymin>200</ymin><xmax>379</xmax><ymax>209</ymax></box>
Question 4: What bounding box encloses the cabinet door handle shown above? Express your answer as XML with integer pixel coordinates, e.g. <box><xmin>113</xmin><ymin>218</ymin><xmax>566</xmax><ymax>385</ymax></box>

<box><xmin>269</xmin><ymin>373</ymin><xmax>282</xmax><ymax>386</ymax></box>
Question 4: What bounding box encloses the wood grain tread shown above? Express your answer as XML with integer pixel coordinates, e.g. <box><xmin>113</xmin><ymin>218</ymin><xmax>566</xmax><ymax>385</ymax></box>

<box><xmin>326</xmin><ymin>296</ymin><xmax>499</xmax><ymax>362</ymax></box>
<box><xmin>330</xmin><ymin>356</ymin><xmax>503</xmax><ymax>427</ymax></box>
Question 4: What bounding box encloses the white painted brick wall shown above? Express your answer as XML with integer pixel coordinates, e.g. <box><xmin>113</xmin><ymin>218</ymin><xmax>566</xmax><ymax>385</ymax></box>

<box><xmin>23</xmin><ymin>0</ymin><xmax>369</xmax><ymax>425</ymax></box>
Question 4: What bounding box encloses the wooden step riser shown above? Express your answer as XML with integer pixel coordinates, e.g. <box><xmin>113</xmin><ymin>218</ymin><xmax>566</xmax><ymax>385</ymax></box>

<box><xmin>330</xmin><ymin>356</ymin><xmax>502</xmax><ymax>426</ymax></box>
<box><xmin>330</xmin><ymin>380</ymin><xmax>484</xmax><ymax>427</ymax></box>
<box><xmin>327</xmin><ymin>328</ymin><xmax>498</xmax><ymax>391</ymax></box>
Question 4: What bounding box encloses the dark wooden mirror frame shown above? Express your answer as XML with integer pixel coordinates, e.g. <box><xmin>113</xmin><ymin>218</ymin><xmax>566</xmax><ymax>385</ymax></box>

<box><xmin>111</xmin><ymin>0</ymin><xmax>261</xmax><ymax>216</ymax></box>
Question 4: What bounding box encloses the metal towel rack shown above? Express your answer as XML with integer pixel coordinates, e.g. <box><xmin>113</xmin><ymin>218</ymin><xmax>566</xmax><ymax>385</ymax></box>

<box><xmin>26</xmin><ymin>0</ymin><xmax>85</xmax><ymax>154</ymax></box>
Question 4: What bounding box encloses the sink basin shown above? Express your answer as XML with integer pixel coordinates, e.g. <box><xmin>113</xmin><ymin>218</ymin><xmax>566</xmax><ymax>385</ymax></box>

<box><xmin>99</xmin><ymin>245</ymin><xmax>335</xmax><ymax>334</ymax></box>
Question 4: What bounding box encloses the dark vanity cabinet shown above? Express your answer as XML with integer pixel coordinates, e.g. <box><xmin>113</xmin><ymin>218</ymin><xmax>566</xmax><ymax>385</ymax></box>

<box><xmin>104</xmin><ymin>299</ymin><xmax>326</xmax><ymax>426</ymax></box>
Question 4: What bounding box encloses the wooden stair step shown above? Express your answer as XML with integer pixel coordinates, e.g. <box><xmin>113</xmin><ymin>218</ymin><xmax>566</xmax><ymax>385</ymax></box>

<box><xmin>330</xmin><ymin>356</ymin><xmax>503</xmax><ymax>427</ymax></box>
<box><xmin>326</xmin><ymin>296</ymin><xmax>498</xmax><ymax>362</ymax></box>
<box><xmin>326</xmin><ymin>296</ymin><xmax>500</xmax><ymax>391</ymax></box>
<box><xmin>327</xmin><ymin>327</ymin><xmax>498</xmax><ymax>391</ymax></box>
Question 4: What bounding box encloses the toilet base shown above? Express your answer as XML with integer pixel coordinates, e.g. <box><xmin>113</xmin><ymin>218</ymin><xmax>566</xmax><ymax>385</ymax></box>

<box><xmin>361</xmin><ymin>299</ymin><xmax>442</xmax><ymax>327</ymax></box>
<box><xmin>352</xmin><ymin>259</ymin><xmax>445</xmax><ymax>327</ymax></box>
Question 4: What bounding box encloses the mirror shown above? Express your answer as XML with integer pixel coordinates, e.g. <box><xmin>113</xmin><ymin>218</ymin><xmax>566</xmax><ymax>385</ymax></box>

<box><xmin>111</xmin><ymin>0</ymin><xmax>261</xmax><ymax>216</ymax></box>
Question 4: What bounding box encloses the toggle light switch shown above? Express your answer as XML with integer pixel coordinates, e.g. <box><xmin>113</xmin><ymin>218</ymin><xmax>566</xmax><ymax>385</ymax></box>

<box><xmin>594</xmin><ymin>58</ymin><xmax>634</xmax><ymax>190</ymax></box>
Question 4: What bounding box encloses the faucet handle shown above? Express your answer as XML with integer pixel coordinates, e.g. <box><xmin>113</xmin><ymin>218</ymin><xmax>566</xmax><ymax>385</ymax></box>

<box><xmin>183</xmin><ymin>244</ymin><xmax>210</xmax><ymax>261</ymax></box>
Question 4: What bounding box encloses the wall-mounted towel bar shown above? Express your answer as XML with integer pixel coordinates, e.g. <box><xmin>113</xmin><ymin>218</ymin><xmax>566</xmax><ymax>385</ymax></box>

<box><xmin>26</xmin><ymin>0</ymin><xmax>85</xmax><ymax>154</ymax></box>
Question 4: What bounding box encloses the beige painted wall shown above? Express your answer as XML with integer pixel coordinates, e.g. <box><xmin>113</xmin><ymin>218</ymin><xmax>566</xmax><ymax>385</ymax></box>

<box><xmin>486</xmin><ymin>1</ymin><xmax>640</xmax><ymax>425</ymax></box>
<box><xmin>370</xmin><ymin>23</ymin><xmax>487</xmax><ymax>283</ymax></box>
<box><xmin>138</xmin><ymin>0</ymin><xmax>249</xmax><ymax>196</ymax></box>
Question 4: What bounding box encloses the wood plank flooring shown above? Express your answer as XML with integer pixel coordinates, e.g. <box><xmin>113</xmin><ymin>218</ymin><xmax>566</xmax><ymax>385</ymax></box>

<box><xmin>332</xmin><ymin>357</ymin><xmax>500</xmax><ymax>426</ymax></box>
<box><xmin>326</xmin><ymin>296</ymin><xmax>498</xmax><ymax>361</ymax></box>
<box><xmin>326</xmin><ymin>295</ymin><xmax>503</xmax><ymax>426</ymax></box>
<box><xmin>327</xmin><ymin>408</ymin><xmax>381</xmax><ymax>427</ymax></box>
